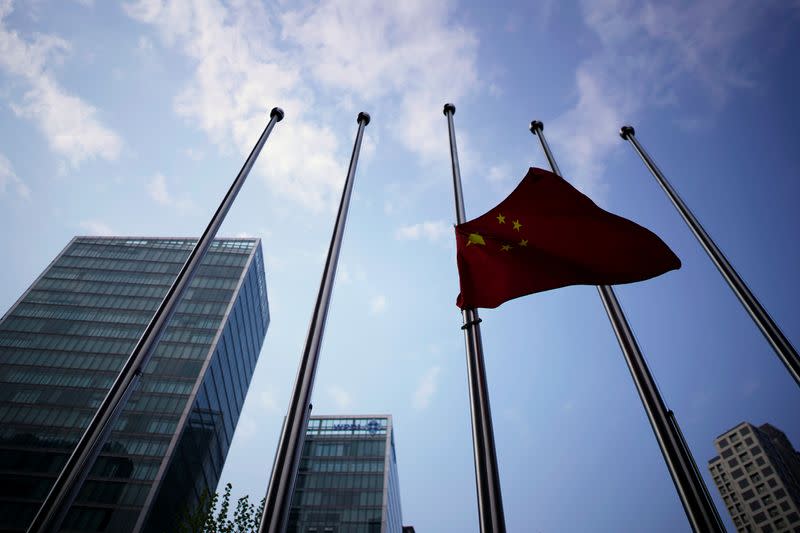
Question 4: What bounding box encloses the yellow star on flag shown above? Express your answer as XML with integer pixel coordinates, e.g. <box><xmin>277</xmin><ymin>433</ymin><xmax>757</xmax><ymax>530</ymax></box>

<box><xmin>496</xmin><ymin>213</ymin><xmax>506</xmax><ymax>224</ymax></box>
<box><xmin>519</xmin><ymin>239</ymin><xmax>528</xmax><ymax>247</ymax></box>
<box><xmin>501</xmin><ymin>244</ymin><xmax>512</xmax><ymax>252</ymax></box>
<box><xmin>512</xmin><ymin>219</ymin><xmax>522</xmax><ymax>231</ymax></box>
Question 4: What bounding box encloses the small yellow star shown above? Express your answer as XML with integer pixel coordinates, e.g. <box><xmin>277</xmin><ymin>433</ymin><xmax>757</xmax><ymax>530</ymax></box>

<box><xmin>496</xmin><ymin>213</ymin><xmax>506</xmax><ymax>224</ymax></box>
<box><xmin>519</xmin><ymin>239</ymin><xmax>528</xmax><ymax>247</ymax></box>
<box><xmin>501</xmin><ymin>244</ymin><xmax>512</xmax><ymax>252</ymax></box>
<box><xmin>512</xmin><ymin>219</ymin><xmax>522</xmax><ymax>231</ymax></box>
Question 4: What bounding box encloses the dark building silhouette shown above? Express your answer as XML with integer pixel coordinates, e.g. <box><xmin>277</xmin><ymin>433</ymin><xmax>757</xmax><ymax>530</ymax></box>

<box><xmin>0</xmin><ymin>237</ymin><xmax>269</xmax><ymax>532</ymax></box>
<box><xmin>709</xmin><ymin>422</ymin><xmax>800</xmax><ymax>532</ymax></box>
<box><xmin>288</xmin><ymin>415</ymin><xmax>404</xmax><ymax>533</ymax></box>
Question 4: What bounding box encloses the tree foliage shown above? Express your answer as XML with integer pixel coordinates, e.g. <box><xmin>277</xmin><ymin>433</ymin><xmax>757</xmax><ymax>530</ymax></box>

<box><xmin>175</xmin><ymin>483</ymin><xmax>265</xmax><ymax>533</ymax></box>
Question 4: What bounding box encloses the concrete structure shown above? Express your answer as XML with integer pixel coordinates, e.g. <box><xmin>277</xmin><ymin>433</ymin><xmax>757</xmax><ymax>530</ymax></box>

<box><xmin>287</xmin><ymin>415</ymin><xmax>404</xmax><ymax>533</ymax></box>
<box><xmin>0</xmin><ymin>237</ymin><xmax>269</xmax><ymax>532</ymax></box>
<box><xmin>709</xmin><ymin>422</ymin><xmax>800</xmax><ymax>532</ymax></box>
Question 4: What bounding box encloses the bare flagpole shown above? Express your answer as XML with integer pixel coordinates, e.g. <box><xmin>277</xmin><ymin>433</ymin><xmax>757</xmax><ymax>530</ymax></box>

<box><xmin>259</xmin><ymin>112</ymin><xmax>371</xmax><ymax>533</ymax></box>
<box><xmin>444</xmin><ymin>103</ymin><xmax>507</xmax><ymax>533</ymax></box>
<box><xmin>620</xmin><ymin>125</ymin><xmax>800</xmax><ymax>387</ymax></box>
<box><xmin>530</xmin><ymin>120</ymin><xmax>725</xmax><ymax>533</ymax></box>
<box><xmin>27</xmin><ymin>107</ymin><xmax>285</xmax><ymax>533</ymax></box>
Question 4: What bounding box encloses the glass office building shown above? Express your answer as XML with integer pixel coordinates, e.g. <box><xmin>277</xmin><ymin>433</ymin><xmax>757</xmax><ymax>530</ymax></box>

<box><xmin>288</xmin><ymin>415</ymin><xmax>403</xmax><ymax>533</ymax></box>
<box><xmin>0</xmin><ymin>237</ymin><xmax>269</xmax><ymax>532</ymax></box>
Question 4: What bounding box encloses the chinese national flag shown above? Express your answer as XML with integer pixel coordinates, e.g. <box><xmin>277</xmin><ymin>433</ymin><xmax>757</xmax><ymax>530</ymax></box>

<box><xmin>456</xmin><ymin>167</ymin><xmax>681</xmax><ymax>308</ymax></box>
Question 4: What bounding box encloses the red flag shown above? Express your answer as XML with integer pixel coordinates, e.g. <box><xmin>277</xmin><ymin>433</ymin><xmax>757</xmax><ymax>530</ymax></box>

<box><xmin>456</xmin><ymin>167</ymin><xmax>680</xmax><ymax>308</ymax></box>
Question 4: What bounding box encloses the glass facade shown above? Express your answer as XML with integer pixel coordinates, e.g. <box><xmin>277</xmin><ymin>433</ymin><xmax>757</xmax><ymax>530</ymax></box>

<box><xmin>0</xmin><ymin>237</ymin><xmax>269</xmax><ymax>532</ymax></box>
<box><xmin>288</xmin><ymin>415</ymin><xmax>403</xmax><ymax>533</ymax></box>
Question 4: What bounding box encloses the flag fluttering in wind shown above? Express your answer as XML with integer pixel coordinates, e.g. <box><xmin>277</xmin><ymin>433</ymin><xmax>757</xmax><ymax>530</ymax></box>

<box><xmin>455</xmin><ymin>167</ymin><xmax>681</xmax><ymax>308</ymax></box>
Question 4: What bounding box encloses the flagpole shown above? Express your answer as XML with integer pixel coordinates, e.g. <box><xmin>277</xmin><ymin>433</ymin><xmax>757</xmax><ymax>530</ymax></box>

<box><xmin>529</xmin><ymin>120</ymin><xmax>725</xmax><ymax>533</ymax></box>
<box><xmin>620</xmin><ymin>125</ymin><xmax>800</xmax><ymax>387</ymax></box>
<box><xmin>444</xmin><ymin>103</ymin><xmax>507</xmax><ymax>533</ymax></box>
<box><xmin>258</xmin><ymin>112</ymin><xmax>370</xmax><ymax>533</ymax></box>
<box><xmin>27</xmin><ymin>107</ymin><xmax>285</xmax><ymax>533</ymax></box>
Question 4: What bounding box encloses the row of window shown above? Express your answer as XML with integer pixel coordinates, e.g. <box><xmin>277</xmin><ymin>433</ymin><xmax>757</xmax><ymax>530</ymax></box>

<box><xmin>304</xmin><ymin>440</ymin><xmax>386</xmax><ymax>459</ymax></box>
<box><xmin>300</xmin><ymin>459</ymin><xmax>385</xmax><ymax>474</ymax></box>
<box><xmin>0</xmin><ymin>366</ymin><xmax>114</xmax><ymax>390</ymax></box>
<box><xmin>1</xmin><ymin>347</ymin><xmax>125</xmax><ymax>372</ymax></box>
<box><xmin>26</xmin><ymin>288</ymin><xmax>162</xmax><ymax>313</ymax></box>
<box><xmin>36</xmin><ymin>277</ymin><xmax>237</xmax><ymax>306</ymax></box>
<box><xmin>0</xmin><ymin>330</ymin><xmax>136</xmax><ymax>355</ymax></box>
<box><xmin>66</xmin><ymin>242</ymin><xmax>250</xmax><ymax>267</ymax></box>
<box><xmin>46</xmin><ymin>265</ymin><xmax>240</xmax><ymax>290</ymax></box>
<box><xmin>0</xmin><ymin>403</ymin><xmax>91</xmax><ymax>429</ymax></box>
<box><xmin>103</xmin><ymin>436</ymin><xmax>170</xmax><ymax>458</ymax></box>
<box><xmin>77</xmin><ymin>479</ymin><xmax>152</xmax><ymax>508</ymax></box>
<box><xmin>292</xmin><ymin>508</ymin><xmax>383</xmax><ymax>525</ymax></box>
<box><xmin>140</xmin><ymin>378</ymin><xmax>195</xmax><ymax>396</ymax></box>
<box><xmin>295</xmin><ymin>473</ymin><xmax>384</xmax><ymax>491</ymax></box>
<box><xmin>293</xmin><ymin>489</ymin><xmax>383</xmax><ymax>508</ymax></box>
<box><xmin>89</xmin><ymin>456</ymin><xmax>162</xmax><ymax>482</ymax></box>
<box><xmin>73</xmin><ymin>237</ymin><xmax>254</xmax><ymax>250</ymax></box>
<box><xmin>55</xmin><ymin>255</ymin><xmax>244</xmax><ymax>279</ymax></box>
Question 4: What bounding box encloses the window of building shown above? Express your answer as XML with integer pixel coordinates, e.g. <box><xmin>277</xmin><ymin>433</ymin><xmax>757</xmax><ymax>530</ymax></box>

<box><xmin>728</xmin><ymin>458</ymin><xmax>738</xmax><ymax>467</ymax></box>
<box><xmin>719</xmin><ymin>438</ymin><xmax>729</xmax><ymax>448</ymax></box>
<box><xmin>767</xmin><ymin>506</ymin><xmax>779</xmax><ymax>518</ymax></box>
<box><xmin>786</xmin><ymin>512</ymin><xmax>799</xmax><ymax>523</ymax></box>
<box><xmin>761</xmin><ymin>466</ymin><xmax>774</xmax><ymax>477</ymax></box>
<box><xmin>762</xmin><ymin>495</ymin><xmax>773</xmax><ymax>505</ymax></box>
<box><xmin>734</xmin><ymin>442</ymin><xmax>743</xmax><ymax>452</ymax></box>
<box><xmin>751</xmin><ymin>473</ymin><xmax>761</xmax><ymax>483</ymax></box>
<box><xmin>744</xmin><ymin>437</ymin><xmax>754</xmax><ymax>446</ymax></box>
<box><xmin>774</xmin><ymin>518</ymin><xmax>785</xmax><ymax>530</ymax></box>
<box><xmin>774</xmin><ymin>488</ymin><xmax>786</xmax><ymax>499</ymax></box>
<box><xmin>744</xmin><ymin>462</ymin><xmax>755</xmax><ymax>474</ymax></box>
<box><xmin>750</xmin><ymin>500</ymin><xmax>761</xmax><ymax>511</ymax></box>
<box><xmin>779</xmin><ymin>501</ymin><xmax>790</xmax><ymax>512</ymax></box>
<box><xmin>742</xmin><ymin>489</ymin><xmax>755</xmax><ymax>499</ymax></box>
<box><xmin>738</xmin><ymin>479</ymin><xmax>750</xmax><ymax>489</ymax></box>
<box><xmin>740</xmin><ymin>426</ymin><xmax>751</xmax><ymax>435</ymax></box>
<box><xmin>767</xmin><ymin>478</ymin><xmax>778</xmax><ymax>488</ymax></box>
<box><xmin>750</xmin><ymin>446</ymin><xmax>762</xmax><ymax>455</ymax></box>
<box><xmin>731</xmin><ymin>433</ymin><xmax>740</xmax><ymax>442</ymax></box>
<box><xmin>756</xmin><ymin>484</ymin><xmax>766</xmax><ymax>495</ymax></box>
<box><xmin>753</xmin><ymin>512</ymin><xmax>766</xmax><ymax>523</ymax></box>
<box><xmin>722</xmin><ymin>448</ymin><xmax>733</xmax><ymax>458</ymax></box>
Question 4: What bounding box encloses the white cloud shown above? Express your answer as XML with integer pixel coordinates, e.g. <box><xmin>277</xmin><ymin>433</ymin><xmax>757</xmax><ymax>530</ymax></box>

<box><xmin>282</xmin><ymin>0</ymin><xmax>480</xmax><ymax>163</ymax></box>
<box><xmin>395</xmin><ymin>220</ymin><xmax>450</xmax><ymax>243</ymax></box>
<box><xmin>124</xmin><ymin>0</ymin><xmax>345</xmax><ymax>212</ymax></box>
<box><xmin>184</xmin><ymin>147</ymin><xmax>204</xmax><ymax>161</ymax></box>
<box><xmin>413</xmin><ymin>365</ymin><xmax>441</xmax><ymax>410</ymax></box>
<box><xmin>0</xmin><ymin>2</ymin><xmax>122</xmax><ymax>167</ymax></box>
<box><xmin>369</xmin><ymin>294</ymin><xmax>386</xmax><ymax>315</ymax></box>
<box><xmin>487</xmin><ymin>164</ymin><xmax>511</xmax><ymax>184</ymax></box>
<box><xmin>146</xmin><ymin>173</ymin><xmax>171</xmax><ymax>205</ymax></box>
<box><xmin>327</xmin><ymin>385</ymin><xmax>353</xmax><ymax>409</ymax></box>
<box><xmin>79</xmin><ymin>219</ymin><xmax>114</xmax><ymax>236</ymax></box>
<box><xmin>0</xmin><ymin>153</ymin><xmax>30</xmax><ymax>198</ymax></box>
<box><xmin>549</xmin><ymin>0</ymin><xmax>790</xmax><ymax>197</ymax></box>
<box><xmin>145</xmin><ymin>172</ymin><xmax>194</xmax><ymax>212</ymax></box>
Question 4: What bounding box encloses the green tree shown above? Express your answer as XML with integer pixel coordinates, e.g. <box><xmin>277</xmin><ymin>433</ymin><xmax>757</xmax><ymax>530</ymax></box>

<box><xmin>174</xmin><ymin>483</ymin><xmax>265</xmax><ymax>533</ymax></box>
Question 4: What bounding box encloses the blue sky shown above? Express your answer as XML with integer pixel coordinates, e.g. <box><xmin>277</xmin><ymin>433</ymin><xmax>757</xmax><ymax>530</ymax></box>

<box><xmin>1</xmin><ymin>0</ymin><xmax>800</xmax><ymax>531</ymax></box>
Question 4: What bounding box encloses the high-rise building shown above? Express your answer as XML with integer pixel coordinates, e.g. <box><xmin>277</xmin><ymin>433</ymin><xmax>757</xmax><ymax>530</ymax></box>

<box><xmin>288</xmin><ymin>415</ymin><xmax>404</xmax><ymax>533</ymax></box>
<box><xmin>0</xmin><ymin>237</ymin><xmax>269</xmax><ymax>533</ymax></box>
<box><xmin>708</xmin><ymin>422</ymin><xmax>800</xmax><ymax>532</ymax></box>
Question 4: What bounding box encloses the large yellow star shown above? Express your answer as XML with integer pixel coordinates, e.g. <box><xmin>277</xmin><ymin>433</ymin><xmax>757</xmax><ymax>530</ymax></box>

<box><xmin>512</xmin><ymin>219</ymin><xmax>522</xmax><ymax>231</ymax></box>
<box><xmin>496</xmin><ymin>213</ymin><xmax>506</xmax><ymax>224</ymax></box>
<box><xmin>500</xmin><ymin>244</ymin><xmax>512</xmax><ymax>252</ymax></box>
<box><xmin>519</xmin><ymin>239</ymin><xmax>528</xmax><ymax>247</ymax></box>
<box><xmin>467</xmin><ymin>233</ymin><xmax>486</xmax><ymax>246</ymax></box>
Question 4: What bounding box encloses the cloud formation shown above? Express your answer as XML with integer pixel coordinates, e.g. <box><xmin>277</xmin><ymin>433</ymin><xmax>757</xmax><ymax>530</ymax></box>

<box><xmin>395</xmin><ymin>220</ymin><xmax>450</xmax><ymax>243</ymax></box>
<box><xmin>0</xmin><ymin>1</ymin><xmax>122</xmax><ymax>167</ymax></box>
<box><xmin>0</xmin><ymin>153</ymin><xmax>30</xmax><ymax>198</ymax></box>
<box><xmin>413</xmin><ymin>365</ymin><xmax>441</xmax><ymax>410</ymax></box>
<box><xmin>550</xmin><ymin>0</ymin><xmax>792</xmax><ymax>196</ymax></box>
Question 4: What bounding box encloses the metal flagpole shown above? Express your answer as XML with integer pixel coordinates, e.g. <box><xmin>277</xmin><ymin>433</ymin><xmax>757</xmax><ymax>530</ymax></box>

<box><xmin>258</xmin><ymin>111</ymin><xmax>371</xmax><ymax>533</ymax></box>
<box><xmin>529</xmin><ymin>120</ymin><xmax>725</xmax><ymax>533</ymax></box>
<box><xmin>620</xmin><ymin>125</ymin><xmax>800</xmax><ymax>387</ymax></box>
<box><xmin>443</xmin><ymin>103</ymin><xmax>507</xmax><ymax>533</ymax></box>
<box><xmin>27</xmin><ymin>107</ymin><xmax>285</xmax><ymax>533</ymax></box>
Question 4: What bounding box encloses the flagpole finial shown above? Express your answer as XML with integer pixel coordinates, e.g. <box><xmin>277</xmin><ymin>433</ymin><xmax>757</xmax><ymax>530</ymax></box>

<box><xmin>270</xmin><ymin>107</ymin><xmax>285</xmax><ymax>122</ymax></box>
<box><xmin>620</xmin><ymin>125</ymin><xmax>635</xmax><ymax>139</ymax></box>
<box><xmin>357</xmin><ymin>112</ymin><xmax>371</xmax><ymax>125</ymax></box>
<box><xmin>529</xmin><ymin>120</ymin><xmax>544</xmax><ymax>134</ymax></box>
<box><xmin>443</xmin><ymin>103</ymin><xmax>456</xmax><ymax>116</ymax></box>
